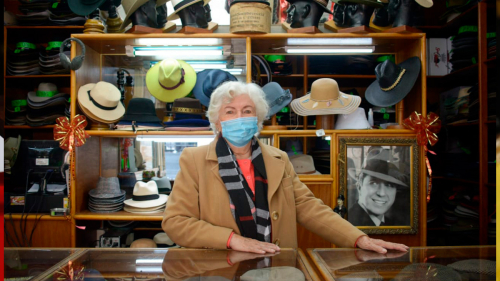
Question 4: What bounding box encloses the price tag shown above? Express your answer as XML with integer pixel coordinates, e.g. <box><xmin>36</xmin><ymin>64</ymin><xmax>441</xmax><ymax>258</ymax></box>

<box><xmin>316</xmin><ymin>129</ymin><xmax>325</xmax><ymax>137</ymax></box>
<box><xmin>36</xmin><ymin>158</ymin><xmax>49</xmax><ymax>166</ymax></box>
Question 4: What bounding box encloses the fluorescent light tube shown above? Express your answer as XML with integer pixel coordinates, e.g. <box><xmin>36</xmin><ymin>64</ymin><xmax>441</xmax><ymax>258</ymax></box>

<box><xmin>285</xmin><ymin>47</ymin><xmax>375</xmax><ymax>54</ymax></box>
<box><xmin>287</xmin><ymin>38</ymin><xmax>373</xmax><ymax>45</ymax></box>
<box><xmin>134</xmin><ymin>46</ymin><xmax>224</xmax><ymax>57</ymax></box>
<box><xmin>137</xmin><ymin>136</ymin><xmax>215</xmax><ymax>146</ymax></box>
<box><xmin>136</xmin><ymin>259</ymin><xmax>164</xmax><ymax>264</ymax></box>
<box><xmin>136</xmin><ymin>38</ymin><xmax>223</xmax><ymax>46</ymax></box>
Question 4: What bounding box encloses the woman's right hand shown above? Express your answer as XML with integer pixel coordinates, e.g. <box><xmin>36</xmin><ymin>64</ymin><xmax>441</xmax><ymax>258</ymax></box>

<box><xmin>229</xmin><ymin>234</ymin><xmax>281</xmax><ymax>254</ymax></box>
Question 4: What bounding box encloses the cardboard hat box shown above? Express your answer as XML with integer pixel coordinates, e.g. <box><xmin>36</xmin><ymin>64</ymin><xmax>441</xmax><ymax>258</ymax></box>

<box><xmin>230</xmin><ymin>2</ymin><xmax>271</xmax><ymax>34</ymax></box>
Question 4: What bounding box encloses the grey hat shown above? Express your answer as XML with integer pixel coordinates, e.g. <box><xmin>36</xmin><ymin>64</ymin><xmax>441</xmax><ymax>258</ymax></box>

<box><xmin>89</xmin><ymin>177</ymin><xmax>126</xmax><ymax>199</ymax></box>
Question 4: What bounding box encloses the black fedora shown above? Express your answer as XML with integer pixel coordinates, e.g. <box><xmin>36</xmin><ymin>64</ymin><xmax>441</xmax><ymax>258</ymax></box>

<box><xmin>193</xmin><ymin>69</ymin><xmax>237</xmax><ymax>107</ymax></box>
<box><xmin>365</xmin><ymin>57</ymin><xmax>421</xmax><ymax>107</ymax></box>
<box><xmin>286</xmin><ymin>0</ymin><xmax>333</xmax><ymax>14</ymax></box>
<box><xmin>348</xmin><ymin>159</ymin><xmax>408</xmax><ymax>188</ymax></box>
<box><xmin>120</xmin><ymin>98</ymin><xmax>162</xmax><ymax>124</ymax></box>
<box><xmin>68</xmin><ymin>0</ymin><xmax>107</xmax><ymax>16</ymax></box>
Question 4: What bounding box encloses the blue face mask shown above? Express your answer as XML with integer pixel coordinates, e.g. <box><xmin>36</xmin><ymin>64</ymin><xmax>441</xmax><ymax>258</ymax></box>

<box><xmin>221</xmin><ymin>117</ymin><xmax>258</xmax><ymax>147</ymax></box>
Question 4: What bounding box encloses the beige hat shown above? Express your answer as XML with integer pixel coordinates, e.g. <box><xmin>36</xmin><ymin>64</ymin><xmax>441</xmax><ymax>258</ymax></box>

<box><xmin>130</xmin><ymin>238</ymin><xmax>157</xmax><ymax>248</ymax></box>
<box><xmin>167</xmin><ymin>0</ymin><xmax>210</xmax><ymax>20</ymax></box>
<box><xmin>290</xmin><ymin>78</ymin><xmax>361</xmax><ymax>116</ymax></box>
<box><xmin>124</xmin><ymin>181</ymin><xmax>168</xmax><ymax>208</ymax></box>
<box><xmin>78</xmin><ymin>82</ymin><xmax>125</xmax><ymax>122</ymax></box>
<box><xmin>124</xmin><ymin>204</ymin><xmax>166</xmax><ymax>213</ymax></box>
<box><xmin>119</xmin><ymin>0</ymin><xmax>170</xmax><ymax>31</ymax></box>
<box><xmin>77</xmin><ymin>101</ymin><xmax>120</xmax><ymax>124</ymax></box>
<box><xmin>153</xmin><ymin>232</ymin><xmax>175</xmax><ymax>247</ymax></box>
<box><xmin>415</xmin><ymin>0</ymin><xmax>433</xmax><ymax>8</ymax></box>
<box><xmin>289</xmin><ymin>154</ymin><xmax>321</xmax><ymax>175</ymax></box>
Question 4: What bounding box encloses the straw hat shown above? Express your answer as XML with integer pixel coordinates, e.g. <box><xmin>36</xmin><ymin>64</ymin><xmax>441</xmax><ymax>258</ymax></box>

<box><xmin>78</xmin><ymin>82</ymin><xmax>125</xmax><ymax>122</ymax></box>
<box><xmin>290</xmin><ymin>79</ymin><xmax>361</xmax><ymax>116</ymax></box>
<box><xmin>124</xmin><ymin>181</ymin><xmax>168</xmax><ymax>208</ymax></box>
<box><xmin>146</xmin><ymin>59</ymin><xmax>196</xmax><ymax>103</ymax></box>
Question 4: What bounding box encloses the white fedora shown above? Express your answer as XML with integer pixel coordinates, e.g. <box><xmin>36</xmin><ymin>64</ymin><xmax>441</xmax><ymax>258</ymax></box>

<box><xmin>289</xmin><ymin>154</ymin><xmax>321</xmax><ymax>175</ymax></box>
<box><xmin>415</xmin><ymin>0</ymin><xmax>433</xmax><ymax>8</ymax></box>
<box><xmin>124</xmin><ymin>181</ymin><xmax>168</xmax><ymax>208</ymax></box>
<box><xmin>78</xmin><ymin>81</ymin><xmax>125</xmax><ymax>122</ymax></box>
<box><xmin>335</xmin><ymin>108</ymin><xmax>372</xmax><ymax>130</ymax></box>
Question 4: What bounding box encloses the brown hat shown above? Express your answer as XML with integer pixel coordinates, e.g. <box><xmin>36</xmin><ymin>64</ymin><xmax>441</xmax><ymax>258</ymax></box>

<box><xmin>290</xmin><ymin>78</ymin><xmax>361</xmax><ymax>116</ymax></box>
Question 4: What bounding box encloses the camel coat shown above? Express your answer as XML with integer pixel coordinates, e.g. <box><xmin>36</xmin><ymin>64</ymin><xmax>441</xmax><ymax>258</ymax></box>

<box><xmin>162</xmin><ymin>138</ymin><xmax>366</xmax><ymax>249</ymax></box>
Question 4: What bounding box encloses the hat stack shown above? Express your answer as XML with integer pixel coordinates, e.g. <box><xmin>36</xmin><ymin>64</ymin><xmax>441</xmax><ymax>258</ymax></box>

<box><xmin>449</xmin><ymin>26</ymin><xmax>478</xmax><ymax>73</ymax></box>
<box><xmin>124</xmin><ymin>181</ymin><xmax>168</xmax><ymax>214</ymax></box>
<box><xmin>88</xmin><ymin>177</ymin><xmax>126</xmax><ymax>213</ymax></box>
<box><xmin>308</xmin><ymin>56</ymin><xmax>345</xmax><ymax>74</ymax></box>
<box><xmin>48</xmin><ymin>0</ymin><xmax>86</xmax><ymax>26</ymax></box>
<box><xmin>115</xmin><ymin>98</ymin><xmax>164</xmax><ymax>131</ymax></box>
<box><xmin>164</xmin><ymin>98</ymin><xmax>210</xmax><ymax>131</ymax></box>
<box><xmin>344</xmin><ymin>55</ymin><xmax>376</xmax><ymax>75</ymax></box>
<box><xmin>16</xmin><ymin>0</ymin><xmax>53</xmax><ymax>26</ymax></box>
<box><xmin>7</xmin><ymin>42</ymin><xmax>40</xmax><ymax>76</ymax></box>
<box><xmin>27</xmin><ymin>83</ymin><xmax>70</xmax><ymax>126</ymax></box>
<box><xmin>264</xmin><ymin>55</ymin><xmax>293</xmax><ymax>75</ymax></box>
<box><xmin>39</xmin><ymin>40</ymin><xmax>70</xmax><ymax>75</ymax></box>
<box><xmin>440</xmin><ymin>86</ymin><xmax>472</xmax><ymax>125</ymax></box>
<box><xmin>6</xmin><ymin>99</ymin><xmax>28</xmax><ymax>125</ymax></box>
<box><xmin>78</xmin><ymin>81</ymin><xmax>126</xmax><ymax>125</ymax></box>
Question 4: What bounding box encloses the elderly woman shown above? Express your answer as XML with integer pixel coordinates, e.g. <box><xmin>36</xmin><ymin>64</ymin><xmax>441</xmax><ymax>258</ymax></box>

<box><xmin>162</xmin><ymin>81</ymin><xmax>408</xmax><ymax>254</ymax></box>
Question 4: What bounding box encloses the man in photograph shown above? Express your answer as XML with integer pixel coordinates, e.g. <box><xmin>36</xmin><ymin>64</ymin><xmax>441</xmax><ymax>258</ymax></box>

<box><xmin>348</xmin><ymin>159</ymin><xmax>408</xmax><ymax>226</ymax></box>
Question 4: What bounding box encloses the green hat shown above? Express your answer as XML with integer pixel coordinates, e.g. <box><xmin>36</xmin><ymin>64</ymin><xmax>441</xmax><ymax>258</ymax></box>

<box><xmin>146</xmin><ymin>59</ymin><xmax>197</xmax><ymax>103</ymax></box>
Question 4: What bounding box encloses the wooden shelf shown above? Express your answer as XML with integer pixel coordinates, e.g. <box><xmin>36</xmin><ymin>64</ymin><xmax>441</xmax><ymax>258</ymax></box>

<box><xmin>4</xmin><ymin>213</ymin><xmax>67</xmax><ymax>221</ymax></box>
<box><xmin>446</xmin><ymin>121</ymin><xmax>479</xmax><ymax>127</ymax></box>
<box><xmin>5</xmin><ymin>125</ymin><xmax>55</xmax><ymax>129</ymax></box>
<box><xmin>5</xmin><ymin>74</ymin><xmax>70</xmax><ymax>79</ymax></box>
<box><xmin>485</xmin><ymin>120</ymin><xmax>496</xmax><ymax>124</ymax></box>
<box><xmin>261</xmin><ymin>74</ymin><xmax>303</xmax><ymax>77</ymax></box>
<box><xmin>486</xmin><ymin>182</ymin><xmax>496</xmax><ymax>187</ymax></box>
<box><xmin>428</xmin><ymin>63</ymin><xmax>478</xmax><ymax>80</ymax></box>
<box><xmin>5</xmin><ymin>26</ymin><xmax>84</xmax><ymax>29</ymax></box>
<box><xmin>74</xmin><ymin>210</ymin><xmax>163</xmax><ymax>221</ymax></box>
<box><xmin>431</xmin><ymin>176</ymin><xmax>479</xmax><ymax>185</ymax></box>
<box><xmin>86</xmin><ymin>130</ymin><xmax>216</xmax><ymax>137</ymax></box>
<box><xmin>133</xmin><ymin>227</ymin><xmax>163</xmax><ymax>231</ymax></box>
<box><xmin>417</xmin><ymin>4</ymin><xmax>478</xmax><ymax>37</ymax></box>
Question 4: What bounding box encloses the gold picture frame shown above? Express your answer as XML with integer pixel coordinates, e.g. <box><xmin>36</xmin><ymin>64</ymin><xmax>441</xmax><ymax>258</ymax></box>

<box><xmin>339</xmin><ymin>137</ymin><xmax>419</xmax><ymax>235</ymax></box>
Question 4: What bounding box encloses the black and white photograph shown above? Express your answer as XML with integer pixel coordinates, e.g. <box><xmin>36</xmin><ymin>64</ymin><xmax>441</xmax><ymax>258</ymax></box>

<box><xmin>339</xmin><ymin>138</ymin><xmax>419</xmax><ymax>234</ymax></box>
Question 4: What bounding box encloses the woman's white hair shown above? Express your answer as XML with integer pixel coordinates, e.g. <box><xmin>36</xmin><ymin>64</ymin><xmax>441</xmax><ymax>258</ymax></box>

<box><xmin>206</xmin><ymin>81</ymin><xmax>269</xmax><ymax>134</ymax></box>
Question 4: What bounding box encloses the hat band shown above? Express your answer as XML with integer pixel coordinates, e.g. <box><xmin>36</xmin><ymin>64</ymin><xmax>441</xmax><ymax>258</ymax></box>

<box><xmin>87</xmin><ymin>91</ymin><xmax>118</xmax><ymax>111</ymax></box>
<box><xmin>36</xmin><ymin>90</ymin><xmax>58</xmax><ymax>97</ymax></box>
<box><xmin>159</xmin><ymin>68</ymin><xmax>185</xmax><ymax>90</ymax></box>
<box><xmin>172</xmin><ymin>107</ymin><xmax>204</xmax><ymax>114</ymax></box>
<box><xmin>269</xmin><ymin>90</ymin><xmax>292</xmax><ymax>107</ymax></box>
<box><xmin>174</xmin><ymin>0</ymin><xmax>198</xmax><ymax>11</ymax></box>
<box><xmin>133</xmin><ymin>194</ymin><xmax>160</xmax><ymax>201</ymax></box>
<box><xmin>380</xmin><ymin>68</ymin><xmax>406</xmax><ymax>92</ymax></box>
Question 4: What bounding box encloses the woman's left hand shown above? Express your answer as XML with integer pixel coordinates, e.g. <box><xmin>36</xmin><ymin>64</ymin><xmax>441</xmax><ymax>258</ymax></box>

<box><xmin>356</xmin><ymin>236</ymin><xmax>409</xmax><ymax>253</ymax></box>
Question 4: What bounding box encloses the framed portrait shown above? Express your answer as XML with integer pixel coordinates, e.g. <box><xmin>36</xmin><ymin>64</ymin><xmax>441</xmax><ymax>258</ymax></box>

<box><xmin>338</xmin><ymin>137</ymin><xmax>419</xmax><ymax>234</ymax></box>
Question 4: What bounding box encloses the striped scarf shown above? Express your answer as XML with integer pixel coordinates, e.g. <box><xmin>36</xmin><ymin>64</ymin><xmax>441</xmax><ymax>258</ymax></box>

<box><xmin>216</xmin><ymin>136</ymin><xmax>271</xmax><ymax>242</ymax></box>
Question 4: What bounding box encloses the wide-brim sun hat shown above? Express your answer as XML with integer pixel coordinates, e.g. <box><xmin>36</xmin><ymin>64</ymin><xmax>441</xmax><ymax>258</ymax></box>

<box><xmin>290</xmin><ymin>78</ymin><xmax>361</xmax><ymax>116</ymax></box>
<box><xmin>78</xmin><ymin>81</ymin><xmax>125</xmax><ymax>122</ymax></box>
<box><xmin>365</xmin><ymin>57</ymin><xmax>421</xmax><ymax>107</ymax></box>
<box><xmin>146</xmin><ymin>59</ymin><xmax>196</xmax><ymax>103</ymax></box>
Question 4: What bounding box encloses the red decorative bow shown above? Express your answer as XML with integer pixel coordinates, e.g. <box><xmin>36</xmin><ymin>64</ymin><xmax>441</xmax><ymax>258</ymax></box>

<box><xmin>403</xmin><ymin>112</ymin><xmax>441</xmax><ymax>203</ymax></box>
<box><xmin>54</xmin><ymin>115</ymin><xmax>89</xmax><ymax>151</ymax></box>
<box><xmin>403</xmin><ymin>112</ymin><xmax>441</xmax><ymax>148</ymax></box>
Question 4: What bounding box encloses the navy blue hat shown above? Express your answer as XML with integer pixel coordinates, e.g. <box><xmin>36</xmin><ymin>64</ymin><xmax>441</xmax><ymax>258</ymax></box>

<box><xmin>193</xmin><ymin>69</ymin><xmax>238</xmax><ymax>107</ymax></box>
<box><xmin>120</xmin><ymin>98</ymin><xmax>162</xmax><ymax>124</ymax></box>
<box><xmin>164</xmin><ymin>98</ymin><xmax>210</xmax><ymax>128</ymax></box>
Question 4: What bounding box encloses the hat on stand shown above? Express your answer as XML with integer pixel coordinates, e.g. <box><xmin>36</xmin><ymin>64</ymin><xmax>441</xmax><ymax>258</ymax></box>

<box><xmin>290</xmin><ymin>154</ymin><xmax>321</xmax><ymax>175</ymax></box>
<box><xmin>365</xmin><ymin>57</ymin><xmax>421</xmax><ymax>107</ymax></box>
<box><xmin>290</xmin><ymin>78</ymin><xmax>361</xmax><ymax>116</ymax></box>
<box><xmin>262</xmin><ymin>82</ymin><xmax>293</xmax><ymax>118</ymax></box>
<box><xmin>168</xmin><ymin>0</ymin><xmax>210</xmax><ymax>20</ymax></box>
<box><xmin>335</xmin><ymin>108</ymin><xmax>371</xmax><ymax>130</ymax></box>
<box><xmin>164</xmin><ymin>98</ymin><xmax>210</xmax><ymax>130</ymax></box>
<box><xmin>78</xmin><ymin>81</ymin><xmax>126</xmax><ymax>122</ymax></box>
<box><xmin>193</xmin><ymin>69</ymin><xmax>238</xmax><ymax>107</ymax></box>
<box><xmin>88</xmin><ymin>177</ymin><xmax>126</xmax><ymax>213</ymax></box>
<box><xmin>146</xmin><ymin>59</ymin><xmax>197</xmax><ymax>103</ymax></box>
<box><xmin>119</xmin><ymin>0</ymin><xmax>171</xmax><ymax>31</ymax></box>
<box><xmin>124</xmin><ymin>181</ymin><xmax>168</xmax><ymax>213</ymax></box>
<box><xmin>286</xmin><ymin>0</ymin><xmax>333</xmax><ymax>13</ymax></box>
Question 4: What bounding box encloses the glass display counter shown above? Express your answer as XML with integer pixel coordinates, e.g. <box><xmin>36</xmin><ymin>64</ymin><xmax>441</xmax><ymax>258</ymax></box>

<box><xmin>4</xmin><ymin>248</ymin><xmax>82</xmax><ymax>281</ymax></box>
<box><xmin>308</xmin><ymin>246</ymin><xmax>496</xmax><ymax>281</ymax></box>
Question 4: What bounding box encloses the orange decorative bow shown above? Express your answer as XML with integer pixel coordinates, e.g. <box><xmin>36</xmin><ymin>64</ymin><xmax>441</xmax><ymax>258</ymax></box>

<box><xmin>54</xmin><ymin>115</ymin><xmax>89</xmax><ymax>151</ymax></box>
<box><xmin>403</xmin><ymin>112</ymin><xmax>441</xmax><ymax>203</ymax></box>
<box><xmin>53</xmin><ymin>115</ymin><xmax>89</xmax><ymax>231</ymax></box>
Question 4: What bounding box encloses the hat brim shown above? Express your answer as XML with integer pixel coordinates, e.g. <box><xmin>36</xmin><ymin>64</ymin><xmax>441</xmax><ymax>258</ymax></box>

<box><xmin>120</xmin><ymin>0</ymin><xmax>170</xmax><ymax>31</ymax></box>
<box><xmin>124</xmin><ymin>204</ymin><xmax>166</xmax><ymax>214</ymax></box>
<box><xmin>290</xmin><ymin>92</ymin><xmax>361</xmax><ymax>116</ymax></box>
<box><xmin>338</xmin><ymin>0</ymin><xmax>383</xmax><ymax>7</ymax></box>
<box><xmin>78</xmin><ymin>83</ymin><xmax>125</xmax><ymax>121</ymax></box>
<box><xmin>348</xmin><ymin>168</ymin><xmax>408</xmax><ymax>188</ymax></box>
<box><xmin>124</xmin><ymin>194</ymin><xmax>168</xmax><ymax>208</ymax></box>
<box><xmin>365</xmin><ymin>57</ymin><xmax>421</xmax><ymax>107</ymax></box>
<box><xmin>89</xmin><ymin>189</ymin><xmax>126</xmax><ymax>199</ymax></box>
<box><xmin>28</xmin><ymin>91</ymin><xmax>68</xmax><ymax>103</ymax></box>
<box><xmin>146</xmin><ymin>60</ymin><xmax>197</xmax><ymax>102</ymax></box>
<box><xmin>287</xmin><ymin>0</ymin><xmax>333</xmax><ymax>13</ymax></box>
<box><xmin>164</xmin><ymin>119</ymin><xmax>210</xmax><ymax>127</ymax></box>
<box><xmin>78</xmin><ymin>101</ymin><xmax>119</xmax><ymax>125</ymax></box>
<box><xmin>267</xmin><ymin>95</ymin><xmax>293</xmax><ymax>118</ymax></box>
<box><xmin>167</xmin><ymin>0</ymin><xmax>210</xmax><ymax>20</ymax></box>
<box><xmin>68</xmin><ymin>0</ymin><xmax>107</xmax><ymax>16</ymax></box>
<box><xmin>415</xmin><ymin>0</ymin><xmax>433</xmax><ymax>7</ymax></box>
